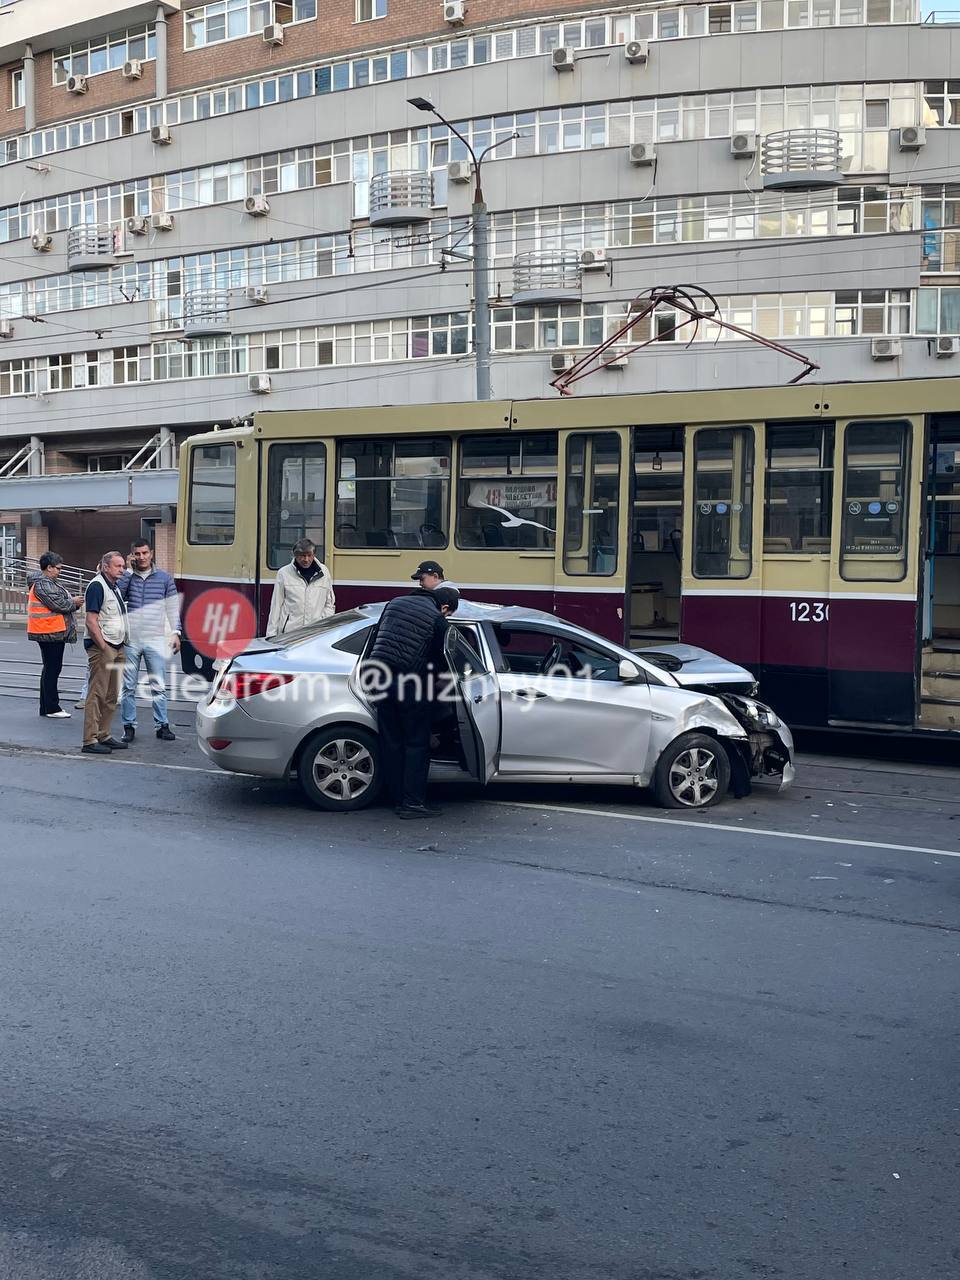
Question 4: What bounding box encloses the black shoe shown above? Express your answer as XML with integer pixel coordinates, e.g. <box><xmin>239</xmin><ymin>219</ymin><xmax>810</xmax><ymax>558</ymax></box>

<box><xmin>81</xmin><ymin>743</ymin><xmax>112</xmax><ymax>755</ymax></box>
<box><xmin>122</xmin><ymin>725</ymin><xmax>135</xmax><ymax>743</ymax></box>
<box><xmin>156</xmin><ymin>724</ymin><xmax>176</xmax><ymax>741</ymax></box>
<box><xmin>100</xmin><ymin>737</ymin><xmax>128</xmax><ymax>751</ymax></box>
<box><xmin>396</xmin><ymin>802</ymin><xmax>442</xmax><ymax>819</ymax></box>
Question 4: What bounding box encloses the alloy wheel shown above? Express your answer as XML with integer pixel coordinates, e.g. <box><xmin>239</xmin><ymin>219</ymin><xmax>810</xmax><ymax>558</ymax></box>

<box><xmin>668</xmin><ymin>746</ymin><xmax>720</xmax><ymax>808</ymax></box>
<box><xmin>312</xmin><ymin>738</ymin><xmax>375</xmax><ymax>803</ymax></box>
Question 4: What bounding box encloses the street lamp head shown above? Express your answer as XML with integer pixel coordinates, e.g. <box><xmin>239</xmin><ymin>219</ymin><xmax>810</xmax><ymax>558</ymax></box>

<box><xmin>408</xmin><ymin>97</ymin><xmax>436</xmax><ymax>113</ymax></box>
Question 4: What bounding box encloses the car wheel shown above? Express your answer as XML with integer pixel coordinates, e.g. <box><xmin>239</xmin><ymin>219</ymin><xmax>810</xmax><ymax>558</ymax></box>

<box><xmin>298</xmin><ymin>726</ymin><xmax>381</xmax><ymax>812</ymax></box>
<box><xmin>653</xmin><ymin>732</ymin><xmax>730</xmax><ymax>810</ymax></box>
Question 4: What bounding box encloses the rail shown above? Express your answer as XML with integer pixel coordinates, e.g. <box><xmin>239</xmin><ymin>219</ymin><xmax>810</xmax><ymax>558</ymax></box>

<box><xmin>923</xmin><ymin>10</ymin><xmax>960</xmax><ymax>20</ymax></box>
<box><xmin>368</xmin><ymin>170</ymin><xmax>434</xmax><ymax>226</ymax></box>
<box><xmin>0</xmin><ymin>556</ymin><xmax>96</xmax><ymax>621</ymax></box>
<box><xmin>512</xmin><ymin>251</ymin><xmax>582</xmax><ymax>304</ymax></box>
<box><xmin>761</xmin><ymin>128</ymin><xmax>842</xmax><ymax>177</ymax></box>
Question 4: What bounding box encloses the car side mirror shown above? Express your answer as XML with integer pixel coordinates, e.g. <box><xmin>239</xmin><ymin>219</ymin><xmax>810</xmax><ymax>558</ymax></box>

<box><xmin>619</xmin><ymin>659</ymin><xmax>642</xmax><ymax>683</ymax></box>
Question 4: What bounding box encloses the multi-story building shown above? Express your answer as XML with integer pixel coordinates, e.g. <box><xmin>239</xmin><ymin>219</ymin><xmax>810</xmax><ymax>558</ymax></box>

<box><xmin>0</xmin><ymin>0</ymin><xmax>958</xmax><ymax>567</ymax></box>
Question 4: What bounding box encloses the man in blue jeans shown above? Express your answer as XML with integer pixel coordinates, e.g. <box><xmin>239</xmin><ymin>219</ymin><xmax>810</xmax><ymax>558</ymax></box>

<box><xmin>120</xmin><ymin>538</ymin><xmax>181</xmax><ymax>742</ymax></box>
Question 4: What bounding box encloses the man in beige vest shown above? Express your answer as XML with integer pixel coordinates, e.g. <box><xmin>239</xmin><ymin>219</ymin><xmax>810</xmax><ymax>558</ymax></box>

<box><xmin>82</xmin><ymin>551</ymin><xmax>131</xmax><ymax>755</ymax></box>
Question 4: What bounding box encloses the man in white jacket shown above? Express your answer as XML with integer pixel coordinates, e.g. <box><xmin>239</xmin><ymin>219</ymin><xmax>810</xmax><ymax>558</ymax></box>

<box><xmin>266</xmin><ymin>538</ymin><xmax>336</xmax><ymax>635</ymax></box>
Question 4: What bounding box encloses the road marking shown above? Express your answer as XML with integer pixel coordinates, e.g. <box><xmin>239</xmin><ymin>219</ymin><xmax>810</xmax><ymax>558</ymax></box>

<box><xmin>494</xmin><ymin>800</ymin><xmax>960</xmax><ymax>861</ymax></box>
<box><xmin>0</xmin><ymin>744</ymin><xmax>224</xmax><ymax>775</ymax></box>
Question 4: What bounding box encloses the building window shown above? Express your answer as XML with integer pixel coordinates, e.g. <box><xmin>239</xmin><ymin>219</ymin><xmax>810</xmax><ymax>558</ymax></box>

<box><xmin>840</xmin><ymin>421</ymin><xmax>910</xmax><ymax>580</ymax></box>
<box><xmin>10</xmin><ymin>70</ymin><xmax>23</xmax><ymax>111</ymax></box>
<box><xmin>456</xmin><ymin>433</ymin><xmax>558</xmax><ymax>551</ymax></box>
<box><xmin>0</xmin><ymin>358</ymin><xmax>34</xmax><ymax>397</ymax></box>
<box><xmin>266</xmin><ymin>442</ymin><xmax>326</xmax><ymax>567</ymax></box>
<box><xmin>335</xmin><ymin>437</ymin><xmax>449</xmax><ymax>549</ymax></box>
<box><xmin>47</xmin><ymin>353</ymin><xmax>73</xmax><ymax>392</ymax></box>
<box><xmin>188</xmin><ymin>443</ymin><xmax>237</xmax><ymax>545</ymax></box>
<box><xmin>764</xmin><ymin>423</ymin><xmax>834</xmax><ymax>553</ymax></box>
<box><xmin>184</xmin><ymin>1</ymin><xmax>313</xmax><ymax>49</ymax></box>
<box><xmin>693</xmin><ymin>427</ymin><xmax>755</xmax><ymax>579</ymax></box>
<box><xmin>113</xmin><ymin>346</ymin><xmax>142</xmax><ymax>384</ymax></box>
<box><xmin>53</xmin><ymin>26</ymin><xmax>156</xmax><ymax>84</ymax></box>
<box><xmin>356</xmin><ymin>0</ymin><xmax>387</xmax><ymax>20</ymax></box>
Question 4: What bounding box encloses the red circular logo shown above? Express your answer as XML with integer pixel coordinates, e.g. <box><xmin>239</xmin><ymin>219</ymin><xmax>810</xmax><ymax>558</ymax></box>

<box><xmin>185</xmin><ymin>587</ymin><xmax>257</xmax><ymax>659</ymax></box>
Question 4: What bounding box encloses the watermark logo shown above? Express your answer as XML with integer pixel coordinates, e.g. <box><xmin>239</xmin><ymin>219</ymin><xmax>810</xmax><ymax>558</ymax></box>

<box><xmin>185</xmin><ymin>588</ymin><xmax>257</xmax><ymax>659</ymax></box>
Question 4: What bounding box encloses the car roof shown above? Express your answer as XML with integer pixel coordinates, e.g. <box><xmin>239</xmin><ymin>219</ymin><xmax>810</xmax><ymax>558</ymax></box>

<box><xmin>357</xmin><ymin>600</ymin><xmax>568</xmax><ymax>626</ymax></box>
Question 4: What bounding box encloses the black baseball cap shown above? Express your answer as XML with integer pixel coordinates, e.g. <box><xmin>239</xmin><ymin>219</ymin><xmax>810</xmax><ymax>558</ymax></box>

<box><xmin>411</xmin><ymin>560</ymin><xmax>444</xmax><ymax>580</ymax></box>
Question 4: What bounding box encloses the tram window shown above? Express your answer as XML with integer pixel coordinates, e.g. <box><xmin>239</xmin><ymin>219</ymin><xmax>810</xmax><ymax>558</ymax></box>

<box><xmin>563</xmin><ymin>433</ymin><xmax>620</xmax><ymax>576</ymax></box>
<box><xmin>764</xmin><ymin>422</ymin><xmax>833</xmax><ymax>554</ymax></box>
<box><xmin>840</xmin><ymin>420</ymin><xmax>910</xmax><ymax>581</ymax></box>
<box><xmin>633</xmin><ymin>428</ymin><xmax>683</xmax><ymax>555</ymax></box>
<box><xmin>187</xmin><ymin>443</ymin><xmax>236</xmax><ymax>545</ymax></box>
<box><xmin>266</xmin><ymin>443</ymin><xmax>326</xmax><ymax>569</ymax></box>
<box><xmin>692</xmin><ymin>427</ymin><xmax>754</xmax><ymax>579</ymax></box>
<box><xmin>456</xmin><ymin>432</ymin><xmax>557</xmax><ymax>550</ymax></box>
<box><xmin>335</xmin><ymin>437</ymin><xmax>450</xmax><ymax>550</ymax></box>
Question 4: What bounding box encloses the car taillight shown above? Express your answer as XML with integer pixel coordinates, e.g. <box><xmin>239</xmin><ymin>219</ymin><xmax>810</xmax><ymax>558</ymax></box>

<box><xmin>207</xmin><ymin>738</ymin><xmax>232</xmax><ymax>750</ymax></box>
<box><xmin>218</xmin><ymin>671</ymin><xmax>295</xmax><ymax>700</ymax></box>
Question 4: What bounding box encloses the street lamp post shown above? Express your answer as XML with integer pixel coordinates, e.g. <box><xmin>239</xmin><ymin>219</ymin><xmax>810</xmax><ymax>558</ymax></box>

<box><xmin>409</xmin><ymin>96</ymin><xmax>509</xmax><ymax>403</ymax></box>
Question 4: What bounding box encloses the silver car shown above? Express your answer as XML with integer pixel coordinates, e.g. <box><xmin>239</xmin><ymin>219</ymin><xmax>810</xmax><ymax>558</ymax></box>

<box><xmin>196</xmin><ymin>602</ymin><xmax>795</xmax><ymax>812</ymax></box>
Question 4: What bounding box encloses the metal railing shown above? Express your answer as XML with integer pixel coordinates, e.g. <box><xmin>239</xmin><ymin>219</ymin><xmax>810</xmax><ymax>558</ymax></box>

<box><xmin>923</xmin><ymin>10</ymin><xmax>960</xmax><ymax>20</ymax></box>
<box><xmin>512</xmin><ymin>251</ymin><xmax>583</xmax><ymax>304</ymax></box>
<box><xmin>761</xmin><ymin>129</ymin><xmax>842</xmax><ymax>184</ymax></box>
<box><xmin>368</xmin><ymin>170</ymin><xmax>434</xmax><ymax>226</ymax></box>
<box><xmin>0</xmin><ymin>556</ymin><xmax>96</xmax><ymax>622</ymax></box>
<box><xmin>0</xmin><ymin>442</ymin><xmax>42</xmax><ymax>478</ymax></box>
<box><xmin>182</xmin><ymin>289</ymin><xmax>231</xmax><ymax>337</ymax></box>
<box><xmin>66</xmin><ymin>223</ymin><xmax>118</xmax><ymax>272</ymax></box>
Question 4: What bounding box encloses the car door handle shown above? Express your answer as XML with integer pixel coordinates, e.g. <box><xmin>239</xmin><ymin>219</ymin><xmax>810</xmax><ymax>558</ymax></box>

<box><xmin>516</xmin><ymin>688</ymin><xmax>547</xmax><ymax>700</ymax></box>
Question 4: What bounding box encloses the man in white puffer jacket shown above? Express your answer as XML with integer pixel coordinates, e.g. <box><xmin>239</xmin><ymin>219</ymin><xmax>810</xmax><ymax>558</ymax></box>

<box><xmin>266</xmin><ymin>538</ymin><xmax>336</xmax><ymax>635</ymax></box>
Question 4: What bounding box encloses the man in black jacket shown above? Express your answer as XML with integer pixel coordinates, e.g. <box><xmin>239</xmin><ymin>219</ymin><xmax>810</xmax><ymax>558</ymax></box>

<box><xmin>368</xmin><ymin>585</ymin><xmax>459</xmax><ymax>819</ymax></box>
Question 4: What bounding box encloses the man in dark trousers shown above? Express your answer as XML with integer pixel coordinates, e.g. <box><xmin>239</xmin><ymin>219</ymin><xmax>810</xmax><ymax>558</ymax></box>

<box><xmin>368</xmin><ymin>584</ymin><xmax>460</xmax><ymax>820</ymax></box>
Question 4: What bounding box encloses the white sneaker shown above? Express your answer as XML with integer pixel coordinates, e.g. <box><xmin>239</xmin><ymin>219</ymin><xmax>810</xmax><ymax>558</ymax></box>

<box><xmin>45</xmin><ymin>710</ymin><xmax>71</xmax><ymax>719</ymax></box>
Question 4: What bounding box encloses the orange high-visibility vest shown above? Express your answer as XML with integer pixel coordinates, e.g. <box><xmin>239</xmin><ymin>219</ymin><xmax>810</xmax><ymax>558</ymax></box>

<box><xmin>27</xmin><ymin>584</ymin><xmax>67</xmax><ymax>637</ymax></box>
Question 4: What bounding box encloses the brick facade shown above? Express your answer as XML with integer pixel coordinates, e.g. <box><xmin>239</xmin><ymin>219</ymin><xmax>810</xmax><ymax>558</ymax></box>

<box><xmin>32</xmin><ymin>50</ymin><xmax>157</xmax><ymax>130</ymax></box>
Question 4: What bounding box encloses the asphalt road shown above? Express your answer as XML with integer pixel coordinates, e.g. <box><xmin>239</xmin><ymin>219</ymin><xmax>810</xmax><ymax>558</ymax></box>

<box><xmin>0</xmin><ymin>692</ymin><xmax>959</xmax><ymax>1280</ymax></box>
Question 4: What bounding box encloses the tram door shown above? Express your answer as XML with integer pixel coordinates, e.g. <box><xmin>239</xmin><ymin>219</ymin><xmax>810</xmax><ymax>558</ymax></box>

<box><xmin>629</xmin><ymin>428</ymin><xmax>684</xmax><ymax>642</ymax></box>
<box><xmin>257</xmin><ymin>439</ymin><xmax>329</xmax><ymax>633</ymax></box>
<box><xmin>925</xmin><ymin>417</ymin><xmax>960</xmax><ymax>646</ymax></box>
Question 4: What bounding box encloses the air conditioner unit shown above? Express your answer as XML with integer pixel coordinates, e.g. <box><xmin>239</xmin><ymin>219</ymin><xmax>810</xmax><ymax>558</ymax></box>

<box><xmin>605</xmin><ymin>349</ymin><xmax>629</xmax><ymax>370</ymax></box>
<box><xmin>933</xmin><ymin>335</ymin><xmax>960</xmax><ymax>357</ymax></box>
<box><xmin>870</xmin><ymin>337</ymin><xmax>902</xmax><ymax>361</ymax></box>
<box><xmin>550</xmin><ymin>351</ymin><xmax>575</xmax><ymax>372</ymax></box>
<box><xmin>151</xmin><ymin>125</ymin><xmax>173</xmax><ymax>145</ymax></box>
<box><xmin>31</xmin><ymin>231</ymin><xmax>52</xmax><ymax>252</ymax></box>
<box><xmin>244</xmin><ymin>194</ymin><xmax>270</xmax><ymax>217</ymax></box>
<box><xmin>66</xmin><ymin>75</ymin><xmax>87</xmax><ymax>95</ymax></box>
<box><xmin>448</xmin><ymin>159</ymin><xmax>473</xmax><ymax>184</ymax></box>
<box><xmin>443</xmin><ymin>0</ymin><xmax>465</xmax><ymax>25</ymax></box>
<box><xmin>126</xmin><ymin>214</ymin><xmax>149</xmax><ymax>236</ymax></box>
<box><xmin>730</xmin><ymin>132</ymin><xmax>758</xmax><ymax>159</ymax></box>
<box><xmin>122</xmin><ymin>59</ymin><xmax>143</xmax><ymax>80</ymax></box>
<box><xmin>248</xmin><ymin>373</ymin><xmax>272</xmax><ymax>394</ymax></box>
<box><xmin>624</xmin><ymin>40</ymin><xmax>649</xmax><ymax>65</ymax></box>
<box><xmin>245</xmin><ymin>286</ymin><xmax>268</xmax><ymax>305</ymax></box>
<box><xmin>628</xmin><ymin>141</ymin><xmax>656</xmax><ymax>166</ymax></box>
<box><xmin>898</xmin><ymin>125</ymin><xmax>925</xmax><ymax>152</ymax></box>
<box><xmin>152</xmin><ymin>211</ymin><xmax>175</xmax><ymax>231</ymax></box>
<box><xmin>263</xmin><ymin>23</ymin><xmax>284</xmax><ymax>45</ymax></box>
<box><xmin>0</xmin><ymin>322</ymin><xmax>13</xmax><ymax>339</ymax></box>
<box><xmin>552</xmin><ymin>46</ymin><xmax>576</xmax><ymax>72</ymax></box>
<box><xmin>579</xmin><ymin>248</ymin><xmax>607</xmax><ymax>271</ymax></box>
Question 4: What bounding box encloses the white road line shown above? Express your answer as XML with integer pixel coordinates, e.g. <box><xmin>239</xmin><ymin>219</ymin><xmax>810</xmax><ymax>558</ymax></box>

<box><xmin>0</xmin><ymin>745</ymin><xmax>223</xmax><ymax>775</ymax></box>
<box><xmin>494</xmin><ymin>800</ymin><xmax>960</xmax><ymax>861</ymax></box>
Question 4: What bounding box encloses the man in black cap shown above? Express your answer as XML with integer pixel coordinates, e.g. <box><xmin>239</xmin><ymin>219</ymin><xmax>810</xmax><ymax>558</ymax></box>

<box><xmin>411</xmin><ymin>560</ymin><xmax>446</xmax><ymax>591</ymax></box>
<box><xmin>368</xmin><ymin>584</ymin><xmax>460</xmax><ymax>819</ymax></box>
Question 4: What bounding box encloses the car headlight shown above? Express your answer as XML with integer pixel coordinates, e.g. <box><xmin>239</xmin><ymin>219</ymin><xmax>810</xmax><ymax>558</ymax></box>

<box><xmin>727</xmin><ymin>694</ymin><xmax>782</xmax><ymax>729</ymax></box>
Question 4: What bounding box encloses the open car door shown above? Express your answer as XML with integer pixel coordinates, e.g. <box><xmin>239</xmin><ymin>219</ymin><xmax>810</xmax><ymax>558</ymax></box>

<box><xmin>444</xmin><ymin>626</ymin><xmax>501</xmax><ymax>783</ymax></box>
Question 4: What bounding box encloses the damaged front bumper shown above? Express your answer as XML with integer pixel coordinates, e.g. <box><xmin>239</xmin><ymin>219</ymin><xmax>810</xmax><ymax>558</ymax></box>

<box><xmin>718</xmin><ymin>694</ymin><xmax>795</xmax><ymax>794</ymax></box>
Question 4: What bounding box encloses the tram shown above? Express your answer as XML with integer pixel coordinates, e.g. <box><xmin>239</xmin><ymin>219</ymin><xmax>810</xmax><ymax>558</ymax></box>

<box><xmin>176</xmin><ymin>378</ymin><xmax>960</xmax><ymax>735</ymax></box>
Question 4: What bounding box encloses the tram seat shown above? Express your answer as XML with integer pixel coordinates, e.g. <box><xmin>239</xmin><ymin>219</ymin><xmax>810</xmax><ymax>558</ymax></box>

<box><xmin>763</xmin><ymin>537</ymin><xmax>794</xmax><ymax>553</ymax></box>
<box><xmin>801</xmin><ymin>537</ymin><xmax>831</xmax><ymax>553</ymax></box>
<box><xmin>631</xmin><ymin>582</ymin><xmax>662</xmax><ymax>629</ymax></box>
<box><xmin>482</xmin><ymin>523</ymin><xmax>505</xmax><ymax>547</ymax></box>
<box><xmin>367</xmin><ymin>530</ymin><xmax>398</xmax><ymax>548</ymax></box>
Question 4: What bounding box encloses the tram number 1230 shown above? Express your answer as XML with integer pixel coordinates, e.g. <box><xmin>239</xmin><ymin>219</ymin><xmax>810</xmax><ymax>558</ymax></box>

<box><xmin>788</xmin><ymin>600</ymin><xmax>830</xmax><ymax>623</ymax></box>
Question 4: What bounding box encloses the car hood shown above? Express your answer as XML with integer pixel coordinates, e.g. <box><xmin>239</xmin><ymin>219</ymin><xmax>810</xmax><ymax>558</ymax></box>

<box><xmin>634</xmin><ymin>643</ymin><xmax>757</xmax><ymax>692</ymax></box>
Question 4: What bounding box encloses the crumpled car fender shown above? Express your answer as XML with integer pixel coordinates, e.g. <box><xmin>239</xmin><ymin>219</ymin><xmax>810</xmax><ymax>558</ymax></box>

<box><xmin>646</xmin><ymin>690</ymin><xmax>751</xmax><ymax>793</ymax></box>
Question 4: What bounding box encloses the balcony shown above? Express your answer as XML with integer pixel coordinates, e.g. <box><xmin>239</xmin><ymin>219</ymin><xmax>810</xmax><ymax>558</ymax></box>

<box><xmin>66</xmin><ymin>224</ymin><xmax>118</xmax><ymax>271</ymax></box>
<box><xmin>761</xmin><ymin>129</ymin><xmax>843</xmax><ymax>191</ymax></box>
<box><xmin>512</xmin><ymin>251</ymin><xmax>582</xmax><ymax>305</ymax></box>
<box><xmin>368</xmin><ymin>170</ymin><xmax>433</xmax><ymax>227</ymax></box>
<box><xmin>182</xmin><ymin>289</ymin><xmax>231</xmax><ymax>338</ymax></box>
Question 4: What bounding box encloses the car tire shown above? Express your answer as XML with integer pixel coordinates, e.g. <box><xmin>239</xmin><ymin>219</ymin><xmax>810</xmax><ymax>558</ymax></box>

<box><xmin>653</xmin><ymin>732</ymin><xmax>731</xmax><ymax>810</ymax></box>
<box><xmin>298</xmin><ymin>725</ymin><xmax>382</xmax><ymax>812</ymax></box>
